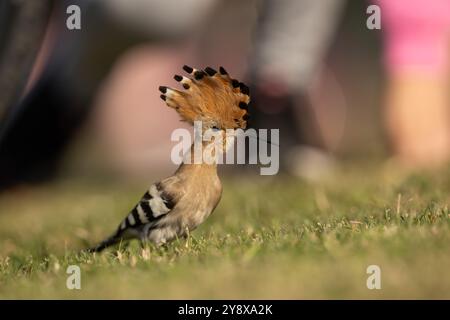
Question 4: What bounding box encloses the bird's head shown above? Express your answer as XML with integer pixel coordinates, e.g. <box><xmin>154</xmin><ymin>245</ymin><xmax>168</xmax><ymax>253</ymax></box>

<box><xmin>159</xmin><ymin>66</ymin><xmax>250</xmax><ymax>131</ymax></box>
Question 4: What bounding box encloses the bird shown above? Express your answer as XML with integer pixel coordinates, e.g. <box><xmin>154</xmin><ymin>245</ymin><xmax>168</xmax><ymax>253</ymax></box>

<box><xmin>87</xmin><ymin>65</ymin><xmax>250</xmax><ymax>252</ymax></box>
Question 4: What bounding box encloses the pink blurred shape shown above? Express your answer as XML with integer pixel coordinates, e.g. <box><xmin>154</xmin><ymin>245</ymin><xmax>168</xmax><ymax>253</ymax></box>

<box><xmin>376</xmin><ymin>0</ymin><xmax>450</xmax><ymax>74</ymax></box>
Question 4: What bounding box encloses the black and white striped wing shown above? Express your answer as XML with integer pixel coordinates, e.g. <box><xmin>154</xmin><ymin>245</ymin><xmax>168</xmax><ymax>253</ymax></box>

<box><xmin>119</xmin><ymin>183</ymin><xmax>176</xmax><ymax>231</ymax></box>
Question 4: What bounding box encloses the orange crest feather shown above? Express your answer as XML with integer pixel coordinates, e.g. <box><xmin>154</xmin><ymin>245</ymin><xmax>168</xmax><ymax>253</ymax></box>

<box><xmin>159</xmin><ymin>66</ymin><xmax>250</xmax><ymax>129</ymax></box>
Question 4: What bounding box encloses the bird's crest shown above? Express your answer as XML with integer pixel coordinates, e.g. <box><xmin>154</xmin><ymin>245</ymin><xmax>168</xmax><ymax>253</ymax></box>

<box><xmin>159</xmin><ymin>66</ymin><xmax>250</xmax><ymax>129</ymax></box>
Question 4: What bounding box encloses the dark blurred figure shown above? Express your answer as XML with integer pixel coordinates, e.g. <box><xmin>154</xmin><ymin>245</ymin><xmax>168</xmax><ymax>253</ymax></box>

<box><xmin>0</xmin><ymin>0</ymin><xmax>347</xmax><ymax>190</ymax></box>
<box><xmin>248</xmin><ymin>0</ymin><xmax>345</xmax><ymax>179</ymax></box>
<box><xmin>0</xmin><ymin>0</ymin><xmax>110</xmax><ymax>190</ymax></box>
<box><xmin>0</xmin><ymin>0</ymin><xmax>54</xmax><ymax>189</ymax></box>
<box><xmin>0</xmin><ymin>0</ymin><xmax>214</xmax><ymax>190</ymax></box>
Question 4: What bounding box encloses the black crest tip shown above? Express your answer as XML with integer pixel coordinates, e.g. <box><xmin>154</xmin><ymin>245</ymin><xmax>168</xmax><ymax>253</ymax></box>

<box><xmin>231</xmin><ymin>79</ymin><xmax>240</xmax><ymax>88</ymax></box>
<box><xmin>204</xmin><ymin>67</ymin><xmax>217</xmax><ymax>76</ymax></box>
<box><xmin>160</xmin><ymin>94</ymin><xmax>166</xmax><ymax>101</ymax></box>
<box><xmin>219</xmin><ymin>66</ymin><xmax>228</xmax><ymax>75</ymax></box>
<box><xmin>239</xmin><ymin>101</ymin><xmax>248</xmax><ymax>109</ymax></box>
<box><xmin>174</xmin><ymin>75</ymin><xmax>183</xmax><ymax>82</ymax></box>
<box><xmin>158</xmin><ymin>86</ymin><xmax>167</xmax><ymax>93</ymax></box>
<box><xmin>183</xmin><ymin>65</ymin><xmax>193</xmax><ymax>73</ymax></box>
<box><xmin>194</xmin><ymin>71</ymin><xmax>205</xmax><ymax>80</ymax></box>
<box><xmin>239</xmin><ymin>82</ymin><xmax>250</xmax><ymax>95</ymax></box>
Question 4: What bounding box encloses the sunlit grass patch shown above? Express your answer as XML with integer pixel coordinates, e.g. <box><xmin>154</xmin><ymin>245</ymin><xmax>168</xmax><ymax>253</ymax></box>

<box><xmin>0</xmin><ymin>166</ymin><xmax>449</xmax><ymax>299</ymax></box>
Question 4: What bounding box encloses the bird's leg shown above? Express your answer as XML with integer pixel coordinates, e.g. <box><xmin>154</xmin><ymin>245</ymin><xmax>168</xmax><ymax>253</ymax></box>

<box><xmin>113</xmin><ymin>240</ymin><xmax>129</xmax><ymax>257</ymax></box>
<box><xmin>184</xmin><ymin>226</ymin><xmax>191</xmax><ymax>249</ymax></box>
<box><xmin>139</xmin><ymin>238</ymin><xmax>151</xmax><ymax>250</ymax></box>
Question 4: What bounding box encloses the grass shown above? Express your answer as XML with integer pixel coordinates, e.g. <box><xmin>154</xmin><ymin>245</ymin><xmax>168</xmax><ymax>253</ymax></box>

<box><xmin>0</xmin><ymin>165</ymin><xmax>449</xmax><ymax>299</ymax></box>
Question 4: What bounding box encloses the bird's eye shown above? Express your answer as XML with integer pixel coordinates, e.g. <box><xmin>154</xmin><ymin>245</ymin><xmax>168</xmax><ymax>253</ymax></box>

<box><xmin>212</xmin><ymin>126</ymin><xmax>220</xmax><ymax>131</ymax></box>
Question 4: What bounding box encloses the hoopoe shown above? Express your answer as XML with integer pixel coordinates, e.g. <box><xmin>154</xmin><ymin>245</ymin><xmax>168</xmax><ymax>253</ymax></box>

<box><xmin>88</xmin><ymin>66</ymin><xmax>250</xmax><ymax>252</ymax></box>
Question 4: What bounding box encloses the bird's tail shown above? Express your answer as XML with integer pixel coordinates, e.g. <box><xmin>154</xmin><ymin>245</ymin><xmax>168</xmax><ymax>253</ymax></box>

<box><xmin>86</xmin><ymin>229</ymin><xmax>122</xmax><ymax>253</ymax></box>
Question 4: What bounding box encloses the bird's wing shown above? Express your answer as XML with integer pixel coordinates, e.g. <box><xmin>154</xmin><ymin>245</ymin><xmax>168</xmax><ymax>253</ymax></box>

<box><xmin>118</xmin><ymin>176</ymin><xmax>184</xmax><ymax>232</ymax></box>
<box><xmin>88</xmin><ymin>177</ymin><xmax>185</xmax><ymax>252</ymax></box>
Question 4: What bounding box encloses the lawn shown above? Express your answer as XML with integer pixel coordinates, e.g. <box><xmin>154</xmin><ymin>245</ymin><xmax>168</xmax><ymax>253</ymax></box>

<box><xmin>0</xmin><ymin>165</ymin><xmax>449</xmax><ymax>299</ymax></box>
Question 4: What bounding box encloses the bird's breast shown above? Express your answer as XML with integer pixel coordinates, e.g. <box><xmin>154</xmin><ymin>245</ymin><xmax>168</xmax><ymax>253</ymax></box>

<box><xmin>183</xmin><ymin>173</ymin><xmax>222</xmax><ymax>230</ymax></box>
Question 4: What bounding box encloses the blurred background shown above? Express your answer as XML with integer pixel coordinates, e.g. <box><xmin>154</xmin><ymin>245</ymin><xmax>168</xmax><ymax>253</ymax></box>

<box><xmin>0</xmin><ymin>0</ymin><xmax>449</xmax><ymax>190</ymax></box>
<box><xmin>1</xmin><ymin>1</ymin><xmax>450</xmax><ymax>300</ymax></box>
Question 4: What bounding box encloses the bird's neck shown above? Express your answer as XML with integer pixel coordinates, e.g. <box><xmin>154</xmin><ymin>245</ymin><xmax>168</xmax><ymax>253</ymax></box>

<box><xmin>176</xmin><ymin>141</ymin><xmax>219</xmax><ymax>175</ymax></box>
